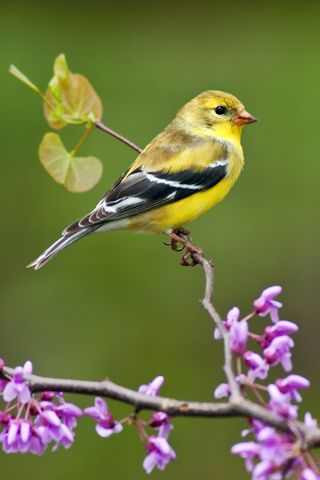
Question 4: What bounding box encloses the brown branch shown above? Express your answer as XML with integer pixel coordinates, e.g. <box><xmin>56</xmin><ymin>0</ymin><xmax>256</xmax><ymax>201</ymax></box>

<box><xmin>195</xmin><ymin>253</ymin><xmax>241</xmax><ymax>400</ymax></box>
<box><xmin>94</xmin><ymin>120</ymin><xmax>142</xmax><ymax>154</ymax></box>
<box><xmin>2</xmin><ymin>366</ymin><xmax>320</xmax><ymax>448</ymax></box>
<box><xmin>167</xmin><ymin>231</ymin><xmax>240</xmax><ymax>400</ymax></box>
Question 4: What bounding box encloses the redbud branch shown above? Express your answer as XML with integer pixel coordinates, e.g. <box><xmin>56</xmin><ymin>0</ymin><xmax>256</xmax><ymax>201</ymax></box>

<box><xmin>2</xmin><ymin>366</ymin><xmax>320</xmax><ymax>448</ymax></box>
<box><xmin>166</xmin><ymin>231</ymin><xmax>240</xmax><ymax>401</ymax></box>
<box><xmin>193</xmin><ymin>252</ymin><xmax>241</xmax><ymax>400</ymax></box>
<box><xmin>94</xmin><ymin>120</ymin><xmax>142</xmax><ymax>154</ymax></box>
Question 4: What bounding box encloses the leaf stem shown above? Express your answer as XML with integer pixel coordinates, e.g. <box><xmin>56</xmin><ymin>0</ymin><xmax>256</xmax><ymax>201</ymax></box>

<box><xmin>70</xmin><ymin>122</ymin><xmax>94</xmax><ymax>157</ymax></box>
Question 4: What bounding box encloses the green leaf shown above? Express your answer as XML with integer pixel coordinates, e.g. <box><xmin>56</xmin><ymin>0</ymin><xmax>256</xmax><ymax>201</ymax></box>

<box><xmin>53</xmin><ymin>53</ymin><xmax>68</xmax><ymax>81</ymax></box>
<box><xmin>48</xmin><ymin>54</ymin><xmax>69</xmax><ymax>102</ymax></box>
<box><xmin>39</xmin><ymin>132</ymin><xmax>103</xmax><ymax>192</ymax></box>
<box><xmin>44</xmin><ymin>54</ymin><xmax>103</xmax><ymax>129</ymax></box>
<box><xmin>9</xmin><ymin>64</ymin><xmax>41</xmax><ymax>94</ymax></box>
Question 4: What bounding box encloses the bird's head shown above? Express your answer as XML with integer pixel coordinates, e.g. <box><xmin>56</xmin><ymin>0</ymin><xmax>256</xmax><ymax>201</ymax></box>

<box><xmin>177</xmin><ymin>90</ymin><xmax>258</xmax><ymax>141</ymax></box>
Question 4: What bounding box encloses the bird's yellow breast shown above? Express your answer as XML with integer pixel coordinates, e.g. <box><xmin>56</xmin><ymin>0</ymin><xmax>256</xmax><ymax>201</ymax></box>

<box><xmin>127</xmin><ymin>148</ymin><xmax>243</xmax><ymax>233</ymax></box>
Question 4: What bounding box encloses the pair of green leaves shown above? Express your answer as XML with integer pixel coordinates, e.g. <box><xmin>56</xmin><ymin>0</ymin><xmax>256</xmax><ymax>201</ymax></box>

<box><xmin>10</xmin><ymin>54</ymin><xmax>103</xmax><ymax>192</ymax></box>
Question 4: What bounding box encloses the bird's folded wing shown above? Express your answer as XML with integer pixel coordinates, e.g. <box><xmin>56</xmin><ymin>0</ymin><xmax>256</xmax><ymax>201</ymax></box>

<box><xmin>65</xmin><ymin>160</ymin><xmax>228</xmax><ymax>233</ymax></box>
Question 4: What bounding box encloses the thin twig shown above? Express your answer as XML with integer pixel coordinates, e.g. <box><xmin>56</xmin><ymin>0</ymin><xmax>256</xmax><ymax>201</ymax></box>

<box><xmin>94</xmin><ymin>120</ymin><xmax>142</xmax><ymax>154</ymax></box>
<box><xmin>166</xmin><ymin>231</ymin><xmax>240</xmax><ymax>400</ymax></box>
<box><xmin>195</xmin><ymin>253</ymin><xmax>241</xmax><ymax>400</ymax></box>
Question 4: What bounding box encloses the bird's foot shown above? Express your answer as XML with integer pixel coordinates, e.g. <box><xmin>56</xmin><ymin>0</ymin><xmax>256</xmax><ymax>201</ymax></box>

<box><xmin>166</xmin><ymin>228</ymin><xmax>203</xmax><ymax>267</ymax></box>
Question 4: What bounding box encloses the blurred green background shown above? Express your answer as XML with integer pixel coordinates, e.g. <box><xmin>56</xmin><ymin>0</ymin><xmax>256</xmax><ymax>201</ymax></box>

<box><xmin>1</xmin><ymin>1</ymin><xmax>320</xmax><ymax>478</ymax></box>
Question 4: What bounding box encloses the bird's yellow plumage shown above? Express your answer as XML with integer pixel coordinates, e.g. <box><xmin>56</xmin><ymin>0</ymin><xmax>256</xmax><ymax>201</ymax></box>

<box><xmin>29</xmin><ymin>90</ymin><xmax>257</xmax><ymax>269</ymax></box>
<box><xmin>121</xmin><ymin>90</ymin><xmax>253</xmax><ymax>232</ymax></box>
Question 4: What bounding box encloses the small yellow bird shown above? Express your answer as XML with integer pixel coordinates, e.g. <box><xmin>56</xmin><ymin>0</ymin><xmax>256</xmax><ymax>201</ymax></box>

<box><xmin>29</xmin><ymin>90</ymin><xmax>257</xmax><ymax>269</ymax></box>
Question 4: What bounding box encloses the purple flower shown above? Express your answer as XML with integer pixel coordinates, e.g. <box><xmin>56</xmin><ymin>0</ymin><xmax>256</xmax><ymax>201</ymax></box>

<box><xmin>236</xmin><ymin>373</ymin><xmax>247</xmax><ymax>385</ymax></box>
<box><xmin>276</xmin><ymin>375</ymin><xmax>310</xmax><ymax>402</ymax></box>
<box><xmin>3</xmin><ymin>361</ymin><xmax>32</xmax><ymax>404</ymax></box>
<box><xmin>304</xmin><ymin>412</ymin><xmax>317</xmax><ymax>429</ymax></box>
<box><xmin>301</xmin><ymin>468</ymin><xmax>320</xmax><ymax>480</ymax></box>
<box><xmin>263</xmin><ymin>335</ymin><xmax>294</xmax><ymax>371</ymax></box>
<box><xmin>214</xmin><ymin>383</ymin><xmax>230</xmax><ymax>399</ymax></box>
<box><xmin>37</xmin><ymin>422</ymin><xmax>74</xmax><ymax>450</ymax></box>
<box><xmin>139</xmin><ymin>376</ymin><xmax>164</xmax><ymax>396</ymax></box>
<box><xmin>0</xmin><ymin>419</ymin><xmax>47</xmax><ymax>455</ymax></box>
<box><xmin>32</xmin><ymin>398</ymin><xmax>83</xmax><ymax>450</ymax></box>
<box><xmin>143</xmin><ymin>435</ymin><xmax>176</xmax><ymax>473</ymax></box>
<box><xmin>252</xmin><ymin>459</ymin><xmax>277</xmax><ymax>480</ymax></box>
<box><xmin>2</xmin><ymin>420</ymin><xmax>30</xmax><ymax>453</ymax></box>
<box><xmin>150</xmin><ymin>412</ymin><xmax>172</xmax><ymax>437</ymax></box>
<box><xmin>231</xmin><ymin>441</ymin><xmax>260</xmax><ymax>471</ymax></box>
<box><xmin>215</xmin><ymin>306</ymin><xmax>248</xmax><ymax>355</ymax></box>
<box><xmin>0</xmin><ymin>411</ymin><xmax>13</xmax><ymax>426</ymax></box>
<box><xmin>233</xmin><ymin>425</ymin><xmax>297</xmax><ymax>479</ymax></box>
<box><xmin>267</xmin><ymin>384</ymin><xmax>297</xmax><ymax>420</ymax></box>
<box><xmin>149</xmin><ymin>412</ymin><xmax>174</xmax><ymax>442</ymax></box>
<box><xmin>254</xmin><ymin>286</ymin><xmax>282</xmax><ymax>323</ymax></box>
<box><xmin>35</xmin><ymin>409</ymin><xmax>72</xmax><ymax>450</ymax></box>
<box><xmin>264</xmin><ymin>321</ymin><xmax>298</xmax><ymax>342</ymax></box>
<box><xmin>230</xmin><ymin>319</ymin><xmax>248</xmax><ymax>355</ymax></box>
<box><xmin>84</xmin><ymin>397</ymin><xmax>122</xmax><ymax>438</ymax></box>
<box><xmin>0</xmin><ymin>380</ymin><xmax>8</xmax><ymax>393</ymax></box>
<box><xmin>214</xmin><ymin>307</ymin><xmax>240</xmax><ymax>339</ymax></box>
<box><xmin>40</xmin><ymin>391</ymin><xmax>59</xmax><ymax>401</ymax></box>
<box><xmin>241</xmin><ymin>419</ymin><xmax>266</xmax><ymax>439</ymax></box>
<box><xmin>256</xmin><ymin>427</ymin><xmax>294</xmax><ymax>478</ymax></box>
<box><xmin>243</xmin><ymin>352</ymin><xmax>269</xmax><ymax>382</ymax></box>
<box><xmin>53</xmin><ymin>401</ymin><xmax>83</xmax><ymax>430</ymax></box>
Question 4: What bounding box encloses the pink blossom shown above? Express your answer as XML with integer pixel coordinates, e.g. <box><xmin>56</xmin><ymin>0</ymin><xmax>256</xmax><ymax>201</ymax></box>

<box><xmin>84</xmin><ymin>397</ymin><xmax>122</xmax><ymax>438</ymax></box>
<box><xmin>143</xmin><ymin>436</ymin><xmax>176</xmax><ymax>473</ymax></box>
<box><xmin>276</xmin><ymin>375</ymin><xmax>310</xmax><ymax>402</ymax></box>
<box><xmin>214</xmin><ymin>383</ymin><xmax>230</xmax><ymax>399</ymax></box>
<box><xmin>254</xmin><ymin>286</ymin><xmax>282</xmax><ymax>323</ymax></box>
<box><xmin>243</xmin><ymin>352</ymin><xmax>269</xmax><ymax>382</ymax></box>
<box><xmin>230</xmin><ymin>319</ymin><xmax>248</xmax><ymax>355</ymax></box>
<box><xmin>139</xmin><ymin>376</ymin><xmax>164</xmax><ymax>396</ymax></box>
<box><xmin>301</xmin><ymin>468</ymin><xmax>320</xmax><ymax>480</ymax></box>
<box><xmin>214</xmin><ymin>307</ymin><xmax>240</xmax><ymax>339</ymax></box>
<box><xmin>267</xmin><ymin>384</ymin><xmax>297</xmax><ymax>420</ymax></box>
<box><xmin>263</xmin><ymin>335</ymin><xmax>294</xmax><ymax>371</ymax></box>
<box><xmin>3</xmin><ymin>361</ymin><xmax>32</xmax><ymax>404</ymax></box>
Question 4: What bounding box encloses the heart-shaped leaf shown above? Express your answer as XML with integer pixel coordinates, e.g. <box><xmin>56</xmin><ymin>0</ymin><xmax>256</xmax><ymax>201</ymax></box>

<box><xmin>39</xmin><ymin>132</ymin><xmax>103</xmax><ymax>192</ymax></box>
<box><xmin>44</xmin><ymin>54</ymin><xmax>103</xmax><ymax>129</ymax></box>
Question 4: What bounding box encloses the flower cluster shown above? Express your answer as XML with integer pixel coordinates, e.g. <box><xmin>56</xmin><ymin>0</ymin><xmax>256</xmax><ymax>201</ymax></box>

<box><xmin>0</xmin><ymin>285</ymin><xmax>318</xmax><ymax>479</ymax></box>
<box><xmin>84</xmin><ymin>375</ymin><xmax>176</xmax><ymax>473</ymax></box>
<box><xmin>139</xmin><ymin>376</ymin><xmax>176</xmax><ymax>473</ymax></box>
<box><xmin>0</xmin><ymin>361</ymin><xmax>175</xmax><ymax>473</ymax></box>
<box><xmin>0</xmin><ymin>361</ymin><xmax>82</xmax><ymax>454</ymax></box>
<box><xmin>214</xmin><ymin>286</ymin><xmax>318</xmax><ymax>479</ymax></box>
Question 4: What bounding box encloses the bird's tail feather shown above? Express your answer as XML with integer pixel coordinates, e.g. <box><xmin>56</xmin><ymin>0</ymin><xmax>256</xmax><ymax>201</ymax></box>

<box><xmin>27</xmin><ymin>226</ymin><xmax>98</xmax><ymax>270</ymax></box>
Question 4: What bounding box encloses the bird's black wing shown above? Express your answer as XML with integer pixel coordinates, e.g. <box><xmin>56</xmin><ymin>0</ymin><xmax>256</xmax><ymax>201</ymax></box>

<box><xmin>65</xmin><ymin>161</ymin><xmax>228</xmax><ymax>233</ymax></box>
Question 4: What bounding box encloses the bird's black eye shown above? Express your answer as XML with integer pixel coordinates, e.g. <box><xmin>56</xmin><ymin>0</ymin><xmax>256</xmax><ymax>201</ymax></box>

<box><xmin>215</xmin><ymin>105</ymin><xmax>227</xmax><ymax>115</ymax></box>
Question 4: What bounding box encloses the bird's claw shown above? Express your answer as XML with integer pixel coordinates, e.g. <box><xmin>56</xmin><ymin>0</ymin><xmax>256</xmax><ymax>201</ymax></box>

<box><xmin>165</xmin><ymin>228</ymin><xmax>203</xmax><ymax>267</ymax></box>
<box><xmin>180</xmin><ymin>243</ymin><xmax>203</xmax><ymax>267</ymax></box>
<box><xmin>164</xmin><ymin>237</ymin><xmax>184</xmax><ymax>252</ymax></box>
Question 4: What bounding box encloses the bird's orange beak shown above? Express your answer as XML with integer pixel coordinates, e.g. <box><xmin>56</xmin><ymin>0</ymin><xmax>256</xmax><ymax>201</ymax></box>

<box><xmin>234</xmin><ymin>110</ymin><xmax>258</xmax><ymax>126</ymax></box>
